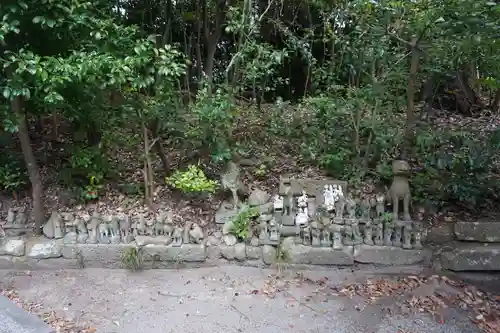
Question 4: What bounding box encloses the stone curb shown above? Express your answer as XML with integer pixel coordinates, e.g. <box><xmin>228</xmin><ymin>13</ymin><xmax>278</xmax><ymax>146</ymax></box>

<box><xmin>0</xmin><ymin>236</ymin><xmax>431</xmax><ymax>269</ymax></box>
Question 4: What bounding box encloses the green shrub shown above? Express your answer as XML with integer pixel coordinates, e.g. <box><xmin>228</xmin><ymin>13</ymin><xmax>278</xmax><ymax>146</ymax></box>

<box><xmin>0</xmin><ymin>152</ymin><xmax>28</xmax><ymax>195</ymax></box>
<box><xmin>185</xmin><ymin>85</ymin><xmax>237</xmax><ymax>164</ymax></box>
<box><xmin>230</xmin><ymin>206</ymin><xmax>260</xmax><ymax>241</ymax></box>
<box><xmin>165</xmin><ymin>164</ymin><xmax>218</xmax><ymax>193</ymax></box>
<box><xmin>62</xmin><ymin>146</ymin><xmax>110</xmax><ymax>186</ymax></box>
<box><xmin>412</xmin><ymin>127</ymin><xmax>500</xmax><ymax>209</ymax></box>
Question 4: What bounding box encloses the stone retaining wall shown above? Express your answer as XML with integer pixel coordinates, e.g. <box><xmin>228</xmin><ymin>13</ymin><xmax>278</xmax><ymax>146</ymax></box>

<box><xmin>439</xmin><ymin>221</ymin><xmax>500</xmax><ymax>272</ymax></box>
<box><xmin>0</xmin><ymin>177</ymin><xmax>433</xmax><ymax>269</ymax></box>
<box><xmin>0</xmin><ymin>235</ymin><xmax>430</xmax><ymax>269</ymax></box>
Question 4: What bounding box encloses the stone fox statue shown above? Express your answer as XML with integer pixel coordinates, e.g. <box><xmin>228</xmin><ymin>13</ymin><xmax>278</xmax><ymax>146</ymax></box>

<box><xmin>221</xmin><ymin>160</ymin><xmax>242</xmax><ymax>209</ymax></box>
<box><xmin>388</xmin><ymin>160</ymin><xmax>412</xmax><ymax>221</ymax></box>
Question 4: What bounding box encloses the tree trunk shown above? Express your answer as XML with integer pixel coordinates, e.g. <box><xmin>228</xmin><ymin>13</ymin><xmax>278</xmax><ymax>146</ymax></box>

<box><xmin>142</xmin><ymin>122</ymin><xmax>154</xmax><ymax>208</ymax></box>
<box><xmin>12</xmin><ymin>96</ymin><xmax>44</xmax><ymax>234</ymax></box>
<box><xmin>149</xmin><ymin>119</ymin><xmax>170</xmax><ymax>177</ymax></box>
<box><xmin>493</xmin><ymin>89</ymin><xmax>500</xmax><ymax>113</ymax></box>
<box><xmin>203</xmin><ymin>0</ymin><xmax>225</xmax><ymax>89</ymax></box>
<box><xmin>204</xmin><ymin>40</ymin><xmax>217</xmax><ymax>86</ymax></box>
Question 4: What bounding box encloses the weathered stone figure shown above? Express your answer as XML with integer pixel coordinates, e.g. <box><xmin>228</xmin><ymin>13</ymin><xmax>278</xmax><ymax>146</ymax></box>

<box><xmin>375</xmin><ymin>194</ymin><xmax>385</xmax><ymax>217</ymax></box>
<box><xmin>413</xmin><ymin>222</ymin><xmax>423</xmax><ymax>249</ymax></box>
<box><xmin>87</xmin><ymin>215</ymin><xmax>100</xmax><ymax>244</ymax></box>
<box><xmin>302</xmin><ymin>225</ymin><xmax>311</xmax><ymax>245</ymax></box>
<box><xmin>383</xmin><ymin>222</ymin><xmax>393</xmax><ymax>246</ymax></box>
<box><xmin>364</xmin><ymin>220</ymin><xmax>374</xmax><ymax>245</ymax></box>
<box><xmin>311</xmin><ymin>221</ymin><xmax>321</xmax><ymax>247</ymax></box>
<box><xmin>389</xmin><ymin>160</ymin><xmax>412</xmax><ymax>221</ymax></box>
<box><xmin>172</xmin><ymin>227</ymin><xmax>183</xmax><ymax>246</ymax></box>
<box><xmin>343</xmin><ymin>219</ymin><xmax>353</xmax><ymax>246</ymax></box>
<box><xmin>332</xmin><ymin>225</ymin><xmax>343</xmax><ymax>250</ymax></box>
<box><xmin>221</xmin><ymin>160</ymin><xmax>242</xmax><ymax>210</ymax></box>
<box><xmin>402</xmin><ymin>222</ymin><xmax>413</xmax><ymax>249</ymax></box>
<box><xmin>373</xmin><ymin>219</ymin><xmax>384</xmax><ymax>246</ymax></box>
<box><xmin>119</xmin><ymin>215</ymin><xmax>132</xmax><ymax>240</ymax></box>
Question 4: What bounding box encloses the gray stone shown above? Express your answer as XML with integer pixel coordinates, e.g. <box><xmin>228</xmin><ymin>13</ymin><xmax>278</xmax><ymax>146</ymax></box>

<box><xmin>220</xmin><ymin>245</ymin><xmax>235</xmax><ymax>260</ymax></box>
<box><xmin>248</xmin><ymin>189</ymin><xmax>270</xmax><ymax>206</ymax></box>
<box><xmin>62</xmin><ymin>244</ymin><xmax>130</xmax><ymax>267</ymax></box>
<box><xmin>454</xmin><ymin>221</ymin><xmax>500</xmax><ymax>242</ymax></box>
<box><xmin>234</xmin><ymin>243</ymin><xmax>246</xmax><ymax>261</ymax></box>
<box><xmin>206</xmin><ymin>236</ymin><xmax>220</xmax><ymax>247</ymax></box>
<box><xmin>223</xmin><ymin>234</ymin><xmax>237</xmax><ymax>246</ymax></box>
<box><xmin>288</xmin><ymin>245</ymin><xmax>354</xmax><ymax>265</ymax></box>
<box><xmin>206</xmin><ymin>246</ymin><xmax>221</xmax><ymax>259</ymax></box>
<box><xmin>262</xmin><ymin>245</ymin><xmax>277</xmax><ymax>264</ymax></box>
<box><xmin>222</xmin><ymin>220</ymin><xmax>234</xmax><ymax>235</ymax></box>
<box><xmin>27</xmin><ymin>239</ymin><xmax>63</xmax><ymax>259</ymax></box>
<box><xmin>250</xmin><ymin>237</ymin><xmax>259</xmax><ymax>246</ymax></box>
<box><xmin>62</xmin><ymin>243</ymin><xmax>206</xmax><ymax>266</ymax></box>
<box><xmin>135</xmin><ymin>235</ymin><xmax>172</xmax><ymax>246</ymax></box>
<box><xmin>281</xmin><ymin>236</ymin><xmax>297</xmax><ymax>251</ymax></box>
<box><xmin>0</xmin><ymin>238</ymin><xmax>26</xmax><ymax>257</ymax></box>
<box><xmin>142</xmin><ymin>244</ymin><xmax>206</xmax><ymax>262</ymax></box>
<box><xmin>441</xmin><ymin>243</ymin><xmax>500</xmax><ymax>271</ymax></box>
<box><xmin>215</xmin><ymin>203</ymin><xmax>238</xmax><ymax>225</ymax></box>
<box><xmin>6</xmin><ymin>209</ymin><xmax>15</xmax><ymax>223</ymax></box>
<box><xmin>425</xmin><ymin>224</ymin><xmax>454</xmax><ymax>244</ymax></box>
<box><xmin>0</xmin><ymin>295</ymin><xmax>55</xmax><ymax>333</ymax></box>
<box><xmin>354</xmin><ymin>245</ymin><xmax>429</xmax><ymax>265</ymax></box>
<box><xmin>257</xmin><ymin>203</ymin><xmax>273</xmax><ymax>214</ymax></box>
<box><xmin>280</xmin><ymin>226</ymin><xmax>299</xmax><ymax>237</ymax></box>
<box><xmin>245</xmin><ymin>246</ymin><xmax>261</xmax><ymax>260</ymax></box>
<box><xmin>42</xmin><ymin>212</ymin><xmax>64</xmax><ymax>239</ymax></box>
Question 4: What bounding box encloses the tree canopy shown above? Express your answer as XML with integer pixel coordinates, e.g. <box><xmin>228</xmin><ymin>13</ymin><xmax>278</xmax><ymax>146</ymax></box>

<box><xmin>1</xmin><ymin>0</ymin><xmax>500</xmax><ymax>231</ymax></box>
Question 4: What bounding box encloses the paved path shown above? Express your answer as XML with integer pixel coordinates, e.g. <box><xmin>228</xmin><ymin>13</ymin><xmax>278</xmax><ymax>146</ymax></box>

<box><xmin>0</xmin><ymin>266</ymin><xmax>479</xmax><ymax>333</ymax></box>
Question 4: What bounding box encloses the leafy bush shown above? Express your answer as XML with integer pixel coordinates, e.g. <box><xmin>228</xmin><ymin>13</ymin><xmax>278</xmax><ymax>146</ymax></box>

<box><xmin>121</xmin><ymin>247</ymin><xmax>143</xmax><ymax>271</ymax></box>
<box><xmin>186</xmin><ymin>85</ymin><xmax>237</xmax><ymax>163</ymax></box>
<box><xmin>230</xmin><ymin>206</ymin><xmax>260</xmax><ymax>241</ymax></box>
<box><xmin>282</xmin><ymin>88</ymin><xmax>402</xmax><ymax>182</ymax></box>
<box><xmin>80</xmin><ymin>175</ymin><xmax>103</xmax><ymax>202</ymax></box>
<box><xmin>165</xmin><ymin>165</ymin><xmax>218</xmax><ymax>193</ymax></box>
<box><xmin>0</xmin><ymin>158</ymin><xmax>28</xmax><ymax>194</ymax></box>
<box><xmin>63</xmin><ymin>146</ymin><xmax>110</xmax><ymax>186</ymax></box>
<box><xmin>413</xmin><ymin>127</ymin><xmax>500</xmax><ymax>209</ymax></box>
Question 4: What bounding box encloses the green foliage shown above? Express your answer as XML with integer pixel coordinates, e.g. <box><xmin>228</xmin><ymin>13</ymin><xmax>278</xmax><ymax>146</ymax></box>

<box><xmin>0</xmin><ymin>158</ymin><xmax>28</xmax><ymax>194</ymax></box>
<box><xmin>380</xmin><ymin>212</ymin><xmax>393</xmax><ymax>225</ymax></box>
<box><xmin>80</xmin><ymin>175</ymin><xmax>103</xmax><ymax>202</ymax></box>
<box><xmin>287</xmin><ymin>88</ymin><xmax>402</xmax><ymax>182</ymax></box>
<box><xmin>230</xmin><ymin>206</ymin><xmax>260</xmax><ymax>241</ymax></box>
<box><xmin>67</xmin><ymin>146</ymin><xmax>109</xmax><ymax>184</ymax></box>
<box><xmin>276</xmin><ymin>245</ymin><xmax>290</xmax><ymax>262</ymax></box>
<box><xmin>166</xmin><ymin>165</ymin><xmax>218</xmax><ymax>193</ymax></box>
<box><xmin>0</xmin><ymin>0</ymin><xmax>499</xmax><ymax>217</ymax></box>
<box><xmin>121</xmin><ymin>246</ymin><xmax>143</xmax><ymax>271</ymax></box>
<box><xmin>252</xmin><ymin>164</ymin><xmax>268</xmax><ymax>179</ymax></box>
<box><xmin>186</xmin><ymin>86</ymin><xmax>238</xmax><ymax>163</ymax></box>
<box><xmin>413</xmin><ymin>128</ymin><xmax>500</xmax><ymax>209</ymax></box>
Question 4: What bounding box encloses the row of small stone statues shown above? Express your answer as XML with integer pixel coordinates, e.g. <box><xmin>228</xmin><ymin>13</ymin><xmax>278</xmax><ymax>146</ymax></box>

<box><xmin>42</xmin><ymin>211</ymin><xmax>204</xmax><ymax>246</ymax></box>
<box><xmin>260</xmin><ymin>215</ymin><xmax>423</xmax><ymax>250</ymax></box>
